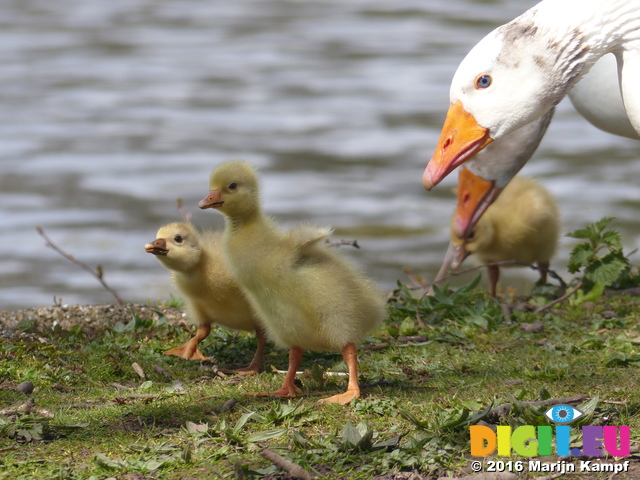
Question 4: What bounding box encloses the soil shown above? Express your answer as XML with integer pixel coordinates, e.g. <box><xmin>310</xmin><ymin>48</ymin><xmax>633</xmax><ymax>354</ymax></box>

<box><xmin>0</xmin><ymin>303</ymin><xmax>185</xmax><ymax>333</ymax></box>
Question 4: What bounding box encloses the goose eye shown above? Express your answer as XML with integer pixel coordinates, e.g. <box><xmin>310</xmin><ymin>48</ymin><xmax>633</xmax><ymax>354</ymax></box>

<box><xmin>474</xmin><ymin>74</ymin><xmax>492</xmax><ymax>89</ymax></box>
<box><xmin>174</xmin><ymin>235</ymin><xmax>183</xmax><ymax>243</ymax></box>
<box><xmin>228</xmin><ymin>182</ymin><xmax>237</xmax><ymax>190</ymax></box>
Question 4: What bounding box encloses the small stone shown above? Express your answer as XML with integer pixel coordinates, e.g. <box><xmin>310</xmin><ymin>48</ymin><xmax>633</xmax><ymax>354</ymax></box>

<box><xmin>132</xmin><ymin>362</ymin><xmax>146</xmax><ymax>380</ymax></box>
<box><xmin>16</xmin><ymin>381</ymin><xmax>34</xmax><ymax>394</ymax></box>
<box><xmin>221</xmin><ymin>398</ymin><xmax>238</xmax><ymax>412</ymax></box>
<box><xmin>601</xmin><ymin>310</ymin><xmax>616</xmax><ymax>319</ymax></box>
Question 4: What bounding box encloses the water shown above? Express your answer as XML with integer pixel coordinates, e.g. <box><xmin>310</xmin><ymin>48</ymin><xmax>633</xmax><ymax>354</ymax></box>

<box><xmin>2</xmin><ymin>0</ymin><xmax>639</xmax><ymax>310</ymax></box>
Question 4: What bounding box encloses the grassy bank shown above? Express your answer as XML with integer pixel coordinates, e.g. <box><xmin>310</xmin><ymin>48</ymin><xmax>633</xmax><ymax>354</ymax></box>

<box><xmin>1</xmin><ymin>276</ymin><xmax>640</xmax><ymax>479</ymax></box>
<box><xmin>2</xmin><ymin>219</ymin><xmax>640</xmax><ymax>479</ymax></box>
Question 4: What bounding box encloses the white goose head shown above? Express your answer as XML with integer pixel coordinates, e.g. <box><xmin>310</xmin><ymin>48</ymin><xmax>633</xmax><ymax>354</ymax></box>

<box><xmin>423</xmin><ymin>0</ymin><xmax>639</xmax><ymax>189</ymax></box>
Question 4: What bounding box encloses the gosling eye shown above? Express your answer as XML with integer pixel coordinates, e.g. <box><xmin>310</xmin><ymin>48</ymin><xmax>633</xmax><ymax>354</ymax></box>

<box><xmin>467</xmin><ymin>231</ymin><xmax>475</xmax><ymax>240</ymax></box>
<box><xmin>474</xmin><ymin>74</ymin><xmax>492</xmax><ymax>89</ymax></box>
<box><xmin>174</xmin><ymin>235</ymin><xmax>183</xmax><ymax>243</ymax></box>
<box><xmin>228</xmin><ymin>182</ymin><xmax>238</xmax><ymax>190</ymax></box>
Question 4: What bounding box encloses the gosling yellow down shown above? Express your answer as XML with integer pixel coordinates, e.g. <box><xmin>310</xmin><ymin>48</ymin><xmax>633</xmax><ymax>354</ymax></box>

<box><xmin>449</xmin><ymin>172</ymin><xmax>560</xmax><ymax>297</ymax></box>
<box><xmin>145</xmin><ymin>222</ymin><xmax>266</xmax><ymax>374</ymax></box>
<box><xmin>199</xmin><ymin>161</ymin><xmax>386</xmax><ymax>405</ymax></box>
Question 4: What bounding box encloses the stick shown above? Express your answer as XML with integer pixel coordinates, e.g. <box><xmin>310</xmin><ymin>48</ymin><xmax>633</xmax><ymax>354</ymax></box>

<box><xmin>327</xmin><ymin>239</ymin><xmax>360</xmax><ymax>249</ymax></box>
<box><xmin>269</xmin><ymin>367</ymin><xmax>347</xmax><ymax>376</ymax></box>
<box><xmin>0</xmin><ymin>398</ymin><xmax>55</xmax><ymax>418</ymax></box>
<box><xmin>36</xmin><ymin>226</ymin><xmax>126</xmax><ymax>306</ymax></box>
<box><xmin>260</xmin><ymin>447</ymin><xmax>313</xmax><ymax>480</ymax></box>
<box><xmin>534</xmin><ymin>280</ymin><xmax>584</xmax><ymax>314</ymax></box>
<box><xmin>176</xmin><ymin>198</ymin><xmax>192</xmax><ymax>224</ymax></box>
<box><xmin>118</xmin><ymin>394</ymin><xmax>161</xmax><ymax>399</ymax></box>
<box><xmin>419</xmin><ymin>260</ymin><xmax>568</xmax><ymax>292</ymax></box>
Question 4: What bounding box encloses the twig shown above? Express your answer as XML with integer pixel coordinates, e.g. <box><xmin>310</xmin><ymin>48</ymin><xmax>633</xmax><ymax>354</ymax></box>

<box><xmin>260</xmin><ymin>447</ymin><xmax>313</xmax><ymax>480</ymax></box>
<box><xmin>36</xmin><ymin>226</ymin><xmax>126</xmax><ymax>306</ymax></box>
<box><xmin>534</xmin><ymin>280</ymin><xmax>584</xmax><ymax>314</ymax></box>
<box><xmin>413</xmin><ymin>256</ymin><xmax>568</xmax><ymax>299</ymax></box>
<box><xmin>111</xmin><ymin>382</ymin><xmax>135</xmax><ymax>392</ymax></box>
<box><xmin>485</xmin><ymin>394</ymin><xmax>588</xmax><ymax>423</ymax></box>
<box><xmin>176</xmin><ymin>198</ymin><xmax>192</xmax><ymax>224</ymax></box>
<box><xmin>269</xmin><ymin>366</ymin><xmax>347</xmax><ymax>376</ymax></box>
<box><xmin>327</xmin><ymin>239</ymin><xmax>360</xmax><ymax>249</ymax></box>
<box><xmin>0</xmin><ymin>398</ymin><xmax>54</xmax><ymax>418</ymax></box>
<box><xmin>425</xmin><ymin>260</ymin><xmax>567</xmax><ymax>291</ymax></box>
<box><xmin>119</xmin><ymin>394</ymin><xmax>161</xmax><ymax>399</ymax></box>
<box><xmin>397</xmin><ymin>336</ymin><xmax>428</xmax><ymax>343</ymax></box>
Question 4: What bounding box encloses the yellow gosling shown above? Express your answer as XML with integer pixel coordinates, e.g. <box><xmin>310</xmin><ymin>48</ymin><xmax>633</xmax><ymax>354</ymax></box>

<box><xmin>145</xmin><ymin>222</ymin><xmax>265</xmax><ymax>374</ymax></box>
<box><xmin>450</xmin><ymin>175</ymin><xmax>560</xmax><ymax>297</ymax></box>
<box><xmin>199</xmin><ymin>161</ymin><xmax>386</xmax><ymax>405</ymax></box>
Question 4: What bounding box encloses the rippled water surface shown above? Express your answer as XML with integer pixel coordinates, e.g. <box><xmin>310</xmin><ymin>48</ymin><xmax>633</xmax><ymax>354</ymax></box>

<box><xmin>2</xmin><ymin>0</ymin><xmax>640</xmax><ymax>309</ymax></box>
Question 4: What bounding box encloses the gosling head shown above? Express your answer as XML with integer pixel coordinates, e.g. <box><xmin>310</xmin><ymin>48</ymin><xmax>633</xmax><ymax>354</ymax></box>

<box><xmin>145</xmin><ymin>222</ymin><xmax>202</xmax><ymax>272</ymax></box>
<box><xmin>199</xmin><ymin>161</ymin><xmax>261</xmax><ymax>219</ymax></box>
<box><xmin>450</xmin><ymin>218</ymin><xmax>494</xmax><ymax>269</ymax></box>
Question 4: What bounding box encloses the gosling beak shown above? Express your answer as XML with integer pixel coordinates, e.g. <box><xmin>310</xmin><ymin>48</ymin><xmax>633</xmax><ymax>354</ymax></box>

<box><xmin>145</xmin><ymin>238</ymin><xmax>168</xmax><ymax>256</ymax></box>
<box><xmin>450</xmin><ymin>244</ymin><xmax>470</xmax><ymax>269</ymax></box>
<box><xmin>423</xmin><ymin>100</ymin><xmax>493</xmax><ymax>190</ymax></box>
<box><xmin>199</xmin><ymin>190</ymin><xmax>223</xmax><ymax>209</ymax></box>
<box><xmin>452</xmin><ymin>168</ymin><xmax>501</xmax><ymax>239</ymax></box>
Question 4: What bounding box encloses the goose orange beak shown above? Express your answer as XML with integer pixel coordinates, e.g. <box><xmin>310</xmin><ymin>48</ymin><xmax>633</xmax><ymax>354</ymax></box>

<box><xmin>452</xmin><ymin>168</ymin><xmax>501</xmax><ymax>239</ymax></box>
<box><xmin>199</xmin><ymin>190</ymin><xmax>223</xmax><ymax>209</ymax></box>
<box><xmin>423</xmin><ymin>100</ymin><xmax>493</xmax><ymax>190</ymax></box>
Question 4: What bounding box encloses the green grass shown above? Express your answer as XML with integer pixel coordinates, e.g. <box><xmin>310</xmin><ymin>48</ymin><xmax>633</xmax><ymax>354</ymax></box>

<box><xmin>2</xmin><ymin>277</ymin><xmax>640</xmax><ymax>479</ymax></box>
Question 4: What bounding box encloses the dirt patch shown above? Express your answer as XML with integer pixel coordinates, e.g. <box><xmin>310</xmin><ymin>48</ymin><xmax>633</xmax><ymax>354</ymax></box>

<box><xmin>0</xmin><ymin>304</ymin><xmax>185</xmax><ymax>332</ymax></box>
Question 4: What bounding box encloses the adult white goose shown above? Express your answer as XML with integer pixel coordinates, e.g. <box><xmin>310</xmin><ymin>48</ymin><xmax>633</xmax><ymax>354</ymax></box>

<box><xmin>452</xmin><ymin>53</ymin><xmax>638</xmax><ymax>239</ymax></box>
<box><xmin>423</xmin><ymin>0</ymin><xmax>640</xmax><ymax>190</ymax></box>
<box><xmin>568</xmin><ymin>53</ymin><xmax>640</xmax><ymax>140</ymax></box>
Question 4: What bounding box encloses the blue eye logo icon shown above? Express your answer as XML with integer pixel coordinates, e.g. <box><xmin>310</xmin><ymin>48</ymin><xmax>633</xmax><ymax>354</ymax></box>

<box><xmin>544</xmin><ymin>404</ymin><xmax>584</xmax><ymax>424</ymax></box>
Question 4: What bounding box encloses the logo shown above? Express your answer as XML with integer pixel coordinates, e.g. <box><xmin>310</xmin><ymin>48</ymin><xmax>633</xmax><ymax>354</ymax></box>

<box><xmin>544</xmin><ymin>404</ymin><xmax>583</xmax><ymax>424</ymax></box>
<box><xmin>470</xmin><ymin>404</ymin><xmax>630</xmax><ymax>457</ymax></box>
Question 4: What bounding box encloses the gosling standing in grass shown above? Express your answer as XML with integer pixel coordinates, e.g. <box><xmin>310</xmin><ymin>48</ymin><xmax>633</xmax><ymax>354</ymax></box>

<box><xmin>199</xmin><ymin>161</ymin><xmax>386</xmax><ymax>405</ymax></box>
<box><xmin>145</xmin><ymin>222</ymin><xmax>266</xmax><ymax>374</ymax></box>
<box><xmin>448</xmin><ymin>173</ymin><xmax>560</xmax><ymax>297</ymax></box>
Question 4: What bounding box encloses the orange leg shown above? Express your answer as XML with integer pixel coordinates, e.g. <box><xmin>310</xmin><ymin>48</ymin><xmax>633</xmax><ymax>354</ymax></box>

<box><xmin>164</xmin><ymin>324</ymin><xmax>211</xmax><ymax>361</ymax></box>
<box><xmin>219</xmin><ymin>327</ymin><xmax>267</xmax><ymax>376</ymax></box>
<box><xmin>246</xmin><ymin>346</ymin><xmax>303</xmax><ymax>398</ymax></box>
<box><xmin>487</xmin><ymin>265</ymin><xmax>500</xmax><ymax>298</ymax></box>
<box><xmin>319</xmin><ymin>343</ymin><xmax>360</xmax><ymax>405</ymax></box>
